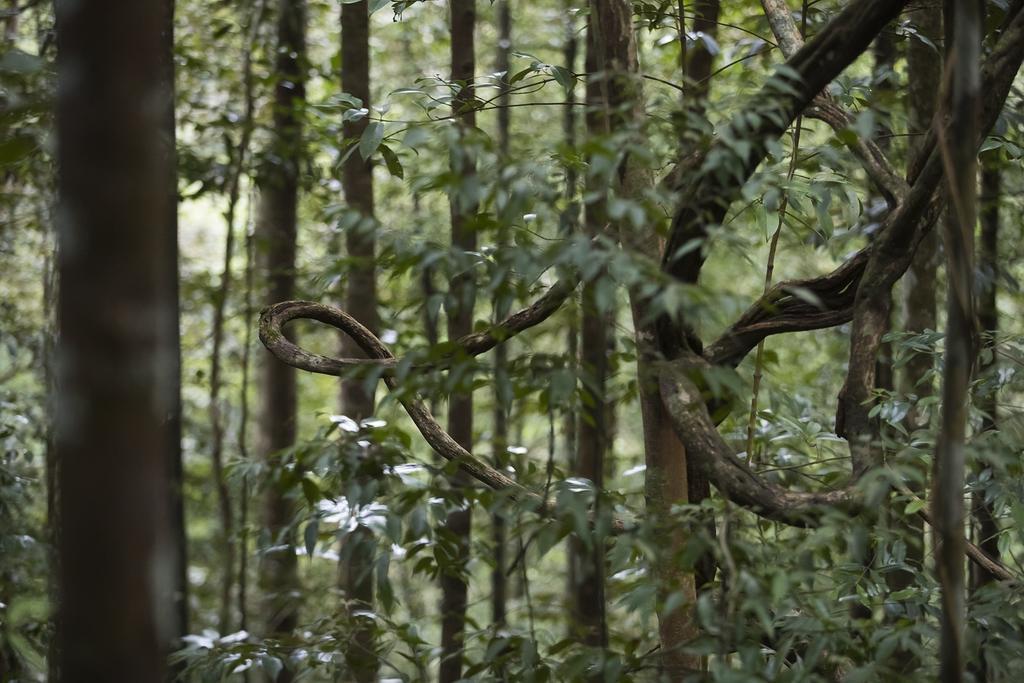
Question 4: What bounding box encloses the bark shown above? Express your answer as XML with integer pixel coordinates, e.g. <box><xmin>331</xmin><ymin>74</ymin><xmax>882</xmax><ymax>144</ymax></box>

<box><xmin>490</xmin><ymin>0</ymin><xmax>512</xmax><ymax>632</ymax></box>
<box><xmin>683</xmin><ymin>0</ymin><xmax>719</xmax><ymax>593</ymax></box>
<box><xmin>934</xmin><ymin>3</ymin><xmax>981</xmax><ymax>681</ymax></box>
<box><xmin>568</xmin><ymin>11</ymin><xmax>611</xmax><ymax>651</ymax></box>
<box><xmin>589</xmin><ymin>0</ymin><xmax>699</xmax><ymax>672</ymax></box>
<box><xmin>54</xmin><ymin>0</ymin><xmax>179</xmax><ymax>678</ymax></box>
<box><xmin>338</xmin><ymin>2</ymin><xmax>379</xmax><ymax>679</ymax></box>
<box><xmin>440</xmin><ymin>2</ymin><xmax>477</xmax><ymax>681</ymax></box>
<box><xmin>683</xmin><ymin>0</ymin><xmax>719</xmax><ymax>107</ymax></box>
<box><xmin>895</xmin><ymin>0</ymin><xmax>942</xmax><ymax>593</ymax></box>
<box><xmin>256</xmin><ymin>0</ymin><xmax>306</xmax><ymax>673</ymax></box>
<box><xmin>561</xmin><ymin>0</ymin><xmax>580</xmax><ymax>484</ymax></box>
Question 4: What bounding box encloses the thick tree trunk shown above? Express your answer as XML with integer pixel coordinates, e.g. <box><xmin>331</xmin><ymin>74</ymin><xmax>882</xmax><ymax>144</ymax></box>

<box><xmin>54</xmin><ymin>0</ymin><xmax>180</xmax><ymax>678</ymax></box>
<box><xmin>934</xmin><ymin>3</ymin><xmax>980</xmax><ymax>681</ymax></box>
<box><xmin>256</xmin><ymin>0</ymin><xmax>306</xmax><ymax>674</ymax></box>
<box><xmin>338</xmin><ymin>2</ymin><xmax>379</xmax><ymax>680</ymax></box>
<box><xmin>439</xmin><ymin>2</ymin><xmax>477</xmax><ymax>681</ymax></box>
<box><xmin>587</xmin><ymin>0</ymin><xmax>700</xmax><ymax>673</ymax></box>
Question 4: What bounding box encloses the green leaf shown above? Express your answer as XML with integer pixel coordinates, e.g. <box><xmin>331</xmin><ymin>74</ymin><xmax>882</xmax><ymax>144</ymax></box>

<box><xmin>359</xmin><ymin>121</ymin><xmax>384</xmax><ymax>160</ymax></box>
<box><xmin>904</xmin><ymin>498</ymin><xmax>925</xmax><ymax>515</ymax></box>
<box><xmin>303</xmin><ymin>519</ymin><xmax>319</xmax><ymax>557</ymax></box>
<box><xmin>549</xmin><ymin>65</ymin><xmax>576</xmax><ymax>94</ymax></box>
<box><xmin>379</xmin><ymin>143</ymin><xmax>404</xmax><ymax>178</ymax></box>
<box><xmin>0</xmin><ymin>136</ymin><xmax>35</xmax><ymax>164</ymax></box>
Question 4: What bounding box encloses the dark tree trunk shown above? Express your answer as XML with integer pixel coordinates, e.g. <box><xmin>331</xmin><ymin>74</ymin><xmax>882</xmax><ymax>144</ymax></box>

<box><xmin>54</xmin><ymin>0</ymin><xmax>181</xmax><ymax>678</ymax></box>
<box><xmin>256</xmin><ymin>0</ymin><xmax>306</xmax><ymax>673</ymax></box>
<box><xmin>490</xmin><ymin>0</ymin><xmax>512</xmax><ymax>632</ymax></box>
<box><xmin>934</xmin><ymin>2</ymin><xmax>981</xmax><ymax>681</ymax></box>
<box><xmin>338</xmin><ymin>1</ymin><xmax>379</xmax><ymax>680</ymax></box>
<box><xmin>439</xmin><ymin>2</ymin><xmax>477</xmax><ymax>681</ymax></box>
<box><xmin>567</xmin><ymin>11</ymin><xmax>614</xmax><ymax>651</ymax></box>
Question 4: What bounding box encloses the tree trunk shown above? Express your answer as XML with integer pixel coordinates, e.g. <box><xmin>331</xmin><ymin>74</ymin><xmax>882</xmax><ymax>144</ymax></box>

<box><xmin>338</xmin><ymin>1</ymin><xmax>379</xmax><ymax>680</ymax></box>
<box><xmin>589</xmin><ymin>0</ymin><xmax>701</xmax><ymax>673</ymax></box>
<box><xmin>970</xmin><ymin>152</ymin><xmax>1000</xmax><ymax>682</ymax></box>
<box><xmin>490</xmin><ymin>0</ymin><xmax>512</xmax><ymax>632</ymax></box>
<box><xmin>934</xmin><ymin>3</ymin><xmax>980</xmax><ymax>681</ymax></box>
<box><xmin>439</xmin><ymin>2</ymin><xmax>476</xmax><ymax>681</ymax></box>
<box><xmin>54</xmin><ymin>0</ymin><xmax>180</xmax><ymax>677</ymax></box>
<box><xmin>895</xmin><ymin>0</ymin><xmax>941</xmax><ymax>594</ymax></box>
<box><xmin>682</xmin><ymin>0</ymin><xmax>719</xmax><ymax>594</ymax></box>
<box><xmin>256</xmin><ymin>0</ymin><xmax>306</xmax><ymax>675</ymax></box>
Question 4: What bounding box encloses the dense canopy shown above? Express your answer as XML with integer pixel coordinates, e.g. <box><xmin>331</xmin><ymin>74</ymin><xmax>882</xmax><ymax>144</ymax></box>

<box><xmin>2</xmin><ymin>0</ymin><xmax>1024</xmax><ymax>681</ymax></box>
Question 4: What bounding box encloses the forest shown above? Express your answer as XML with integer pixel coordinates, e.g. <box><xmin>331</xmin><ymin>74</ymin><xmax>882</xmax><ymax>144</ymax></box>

<box><xmin>1</xmin><ymin>0</ymin><xmax>1023</xmax><ymax>680</ymax></box>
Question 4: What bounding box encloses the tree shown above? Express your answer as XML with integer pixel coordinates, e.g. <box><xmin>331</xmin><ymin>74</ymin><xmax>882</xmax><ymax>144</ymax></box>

<box><xmin>53</xmin><ymin>0</ymin><xmax>181</xmax><ymax>678</ymax></box>
<box><xmin>438</xmin><ymin>1</ymin><xmax>478</xmax><ymax>681</ymax></box>
<box><xmin>262</xmin><ymin>2</ymin><xmax>1024</xmax><ymax>676</ymax></box>
<box><xmin>934</xmin><ymin>3</ymin><xmax>981</xmax><ymax>680</ymax></box>
<box><xmin>255</xmin><ymin>0</ymin><xmax>306</xmax><ymax>670</ymax></box>
<box><xmin>490</xmin><ymin>0</ymin><xmax>512</xmax><ymax>631</ymax></box>
<box><xmin>338</xmin><ymin>0</ymin><xmax>379</xmax><ymax>679</ymax></box>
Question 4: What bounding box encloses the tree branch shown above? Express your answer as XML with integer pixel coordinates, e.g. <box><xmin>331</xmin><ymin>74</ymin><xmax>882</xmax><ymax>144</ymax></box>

<box><xmin>760</xmin><ymin>0</ymin><xmax>908</xmax><ymax>206</ymax></box>
<box><xmin>661</xmin><ymin>0</ymin><xmax>908</xmax><ymax>295</ymax></box>
<box><xmin>258</xmin><ymin>276</ymin><xmax>576</xmax><ymax>374</ymax></box>
<box><xmin>657</xmin><ymin>352</ymin><xmax>1018</xmax><ymax>581</ymax></box>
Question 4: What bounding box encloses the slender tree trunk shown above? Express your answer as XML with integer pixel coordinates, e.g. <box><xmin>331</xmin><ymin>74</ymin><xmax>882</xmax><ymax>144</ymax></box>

<box><xmin>54</xmin><ymin>0</ymin><xmax>179</xmax><ymax>678</ymax></box>
<box><xmin>439</xmin><ymin>2</ymin><xmax>477</xmax><ymax>681</ymax></box>
<box><xmin>895</xmin><ymin>0</ymin><xmax>941</xmax><ymax>593</ymax></box>
<box><xmin>206</xmin><ymin>0</ymin><xmax>265</xmax><ymax>635</ymax></box>
<box><xmin>490</xmin><ymin>0</ymin><xmax>512</xmax><ymax>632</ymax></box>
<box><xmin>970</xmin><ymin>153</ymin><xmax>1000</xmax><ymax>682</ymax></box>
<box><xmin>256</xmin><ymin>1</ymin><xmax>306</xmax><ymax>675</ymax></box>
<box><xmin>338</xmin><ymin>2</ymin><xmax>379</xmax><ymax>680</ymax></box>
<box><xmin>238</xmin><ymin>193</ymin><xmax>257</xmax><ymax>635</ymax></box>
<box><xmin>561</xmin><ymin>0</ymin><xmax>579</xmax><ymax>500</ymax></box>
<box><xmin>567</xmin><ymin>11</ymin><xmax>614</xmax><ymax>652</ymax></box>
<box><xmin>934</xmin><ymin>3</ymin><xmax>980</xmax><ymax>681</ymax></box>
